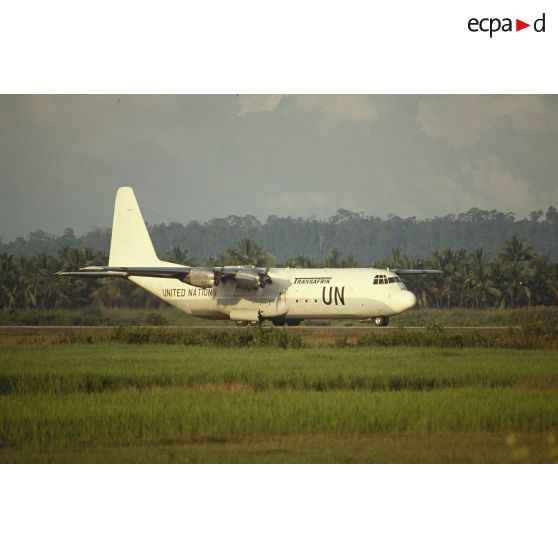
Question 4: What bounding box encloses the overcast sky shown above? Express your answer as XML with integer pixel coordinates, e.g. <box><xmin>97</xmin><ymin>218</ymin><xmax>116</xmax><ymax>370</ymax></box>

<box><xmin>1</xmin><ymin>94</ymin><xmax>557</xmax><ymax>241</ymax></box>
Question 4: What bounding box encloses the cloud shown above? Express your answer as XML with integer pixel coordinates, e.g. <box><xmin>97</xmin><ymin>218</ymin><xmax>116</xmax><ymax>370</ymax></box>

<box><xmin>291</xmin><ymin>95</ymin><xmax>381</xmax><ymax>122</ymax></box>
<box><xmin>19</xmin><ymin>96</ymin><xmax>61</xmax><ymax>126</ymax></box>
<box><xmin>236</xmin><ymin>94</ymin><xmax>385</xmax><ymax>122</ymax></box>
<box><xmin>236</xmin><ymin>95</ymin><xmax>284</xmax><ymax>116</ymax></box>
<box><xmin>2</xmin><ymin>95</ymin><xmax>558</xmax><ymax>240</ymax></box>
<box><xmin>467</xmin><ymin>155</ymin><xmax>534</xmax><ymax>212</ymax></box>
<box><xmin>415</xmin><ymin>176</ymin><xmax>478</xmax><ymax>216</ymax></box>
<box><xmin>417</xmin><ymin>95</ymin><xmax>558</xmax><ymax>146</ymax></box>
<box><xmin>410</xmin><ymin>156</ymin><xmax>539</xmax><ymax>217</ymax></box>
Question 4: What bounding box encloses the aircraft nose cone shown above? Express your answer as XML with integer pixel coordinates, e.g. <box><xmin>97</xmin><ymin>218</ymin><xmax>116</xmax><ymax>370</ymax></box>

<box><xmin>391</xmin><ymin>290</ymin><xmax>417</xmax><ymax>313</ymax></box>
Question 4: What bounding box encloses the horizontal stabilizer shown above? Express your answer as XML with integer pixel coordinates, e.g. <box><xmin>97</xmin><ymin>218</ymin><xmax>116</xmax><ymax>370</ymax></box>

<box><xmin>55</xmin><ymin>266</ymin><xmax>190</xmax><ymax>280</ymax></box>
<box><xmin>55</xmin><ymin>270</ymin><xmax>129</xmax><ymax>278</ymax></box>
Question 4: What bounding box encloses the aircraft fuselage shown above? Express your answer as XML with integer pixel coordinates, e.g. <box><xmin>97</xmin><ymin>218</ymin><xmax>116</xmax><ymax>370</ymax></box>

<box><xmin>131</xmin><ymin>267</ymin><xmax>417</xmax><ymax>323</ymax></box>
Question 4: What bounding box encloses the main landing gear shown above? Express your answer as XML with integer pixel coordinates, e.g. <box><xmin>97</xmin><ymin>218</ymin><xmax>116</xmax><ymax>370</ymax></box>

<box><xmin>374</xmin><ymin>316</ymin><xmax>389</xmax><ymax>327</ymax></box>
<box><xmin>234</xmin><ymin>319</ymin><xmax>263</xmax><ymax>327</ymax></box>
<box><xmin>271</xmin><ymin>319</ymin><xmax>301</xmax><ymax>327</ymax></box>
<box><xmin>235</xmin><ymin>318</ymin><xmax>301</xmax><ymax>327</ymax></box>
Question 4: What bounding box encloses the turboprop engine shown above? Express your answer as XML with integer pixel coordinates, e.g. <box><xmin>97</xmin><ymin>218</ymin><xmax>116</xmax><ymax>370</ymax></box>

<box><xmin>181</xmin><ymin>267</ymin><xmax>270</xmax><ymax>290</ymax></box>
<box><xmin>234</xmin><ymin>269</ymin><xmax>261</xmax><ymax>290</ymax></box>
<box><xmin>183</xmin><ymin>268</ymin><xmax>217</xmax><ymax>288</ymax></box>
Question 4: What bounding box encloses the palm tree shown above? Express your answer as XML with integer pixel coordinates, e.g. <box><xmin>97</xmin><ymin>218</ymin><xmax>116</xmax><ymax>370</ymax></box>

<box><xmin>30</xmin><ymin>253</ymin><xmax>63</xmax><ymax>308</ymax></box>
<box><xmin>55</xmin><ymin>247</ymin><xmax>104</xmax><ymax>309</ymax></box>
<box><xmin>283</xmin><ymin>254</ymin><xmax>318</xmax><ymax>268</ymax></box>
<box><xmin>58</xmin><ymin>246</ymin><xmax>98</xmax><ymax>271</ymax></box>
<box><xmin>91</xmin><ymin>279</ymin><xmax>130</xmax><ymax>308</ymax></box>
<box><xmin>0</xmin><ymin>253</ymin><xmax>17</xmax><ymax>309</ymax></box>
<box><xmin>324</xmin><ymin>249</ymin><xmax>343</xmax><ymax>268</ymax></box>
<box><xmin>528</xmin><ymin>255</ymin><xmax>556</xmax><ymax>306</ymax></box>
<box><xmin>489</xmin><ymin>259</ymin><xmax>507</xmax><ymax>308</ymax></box>
<box><xmin>388</xmin><ymin>248</ymin><xmax>405</xmax><ymax>269</ymax></box>
<box><xmin>165</xmin><ymin>246</ymin><xmax>195</xmax><ymax>266</ymax></box>
<box><xmin>218</xmin><ymin>239</ymin><xmax>275</xmax><ymax>267</ymax></box>
<box><xmin>237</xmin><ymin>238</ymin><xmax>263</xmax><ymax>264</ymax></box>
<box><xmin>499</xmin><ymin>236</ymin><xmax>533</xmax><ymax>307</ymax></box>
<box><xmin>465</xmin><ymin>249</ymin><xmax>500</xmax><ymax>308</ymax></box>
<box><xmin>428</xmin><ymin>249</ymin><xmax>463</xmax><ymax>308</ymax></box>
<box><xmin>500</xmin><ymin>236</ymin><xmax>533</xmax><ymax>266</ymax></box>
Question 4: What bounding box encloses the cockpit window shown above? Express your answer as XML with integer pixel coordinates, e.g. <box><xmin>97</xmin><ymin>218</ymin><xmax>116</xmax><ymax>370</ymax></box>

<box><xmin>373</xmin><ymin>274</ymin><xmax>402</xmax><ymax>285</ymax></box>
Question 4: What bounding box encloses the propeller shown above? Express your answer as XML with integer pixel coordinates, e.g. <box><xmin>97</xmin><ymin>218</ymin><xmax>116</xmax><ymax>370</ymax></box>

<box><xmin>259</xmin><ymin>267</ymin><xmax>272</xmax><ymax>288</ymax></box>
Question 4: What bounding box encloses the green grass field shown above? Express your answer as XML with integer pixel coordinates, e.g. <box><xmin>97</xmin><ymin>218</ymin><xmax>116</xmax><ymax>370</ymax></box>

<box><xmin>1</xmin><ymin>344</ymin><xmax>557</xmax><ymax>463</ymax></box>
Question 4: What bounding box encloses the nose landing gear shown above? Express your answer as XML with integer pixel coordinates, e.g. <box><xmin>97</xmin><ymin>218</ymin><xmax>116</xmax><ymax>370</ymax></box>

<box><xmin>374</xmin><ymin>316</ymin><xmax>389</xmax><ymax>327</ymax></box>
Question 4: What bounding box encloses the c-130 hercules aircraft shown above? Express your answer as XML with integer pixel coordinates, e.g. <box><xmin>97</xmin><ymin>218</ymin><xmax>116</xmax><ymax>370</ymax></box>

<box><xmin>57</xmin><ymin>187</ymin><xmax>441</xmax><ymax>326</ymax></box>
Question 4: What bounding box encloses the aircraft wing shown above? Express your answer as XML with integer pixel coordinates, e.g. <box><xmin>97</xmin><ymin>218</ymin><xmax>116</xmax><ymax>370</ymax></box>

<box><xmin>55</xmin><ymin>265</ymin><xmax>272</xmax><ymax>289</ymax></box>
<box><xmin>390</xmin><ymin>269</ymin><xmax>442</xmax><ymax>275</ymax></box>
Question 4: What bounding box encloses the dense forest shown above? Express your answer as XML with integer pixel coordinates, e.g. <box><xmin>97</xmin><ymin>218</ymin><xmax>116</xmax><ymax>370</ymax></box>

<box><xmin>2</xmin><ymin>206</ymin><xmax>558</xmax><ymax>262</ymax></box>
<box><xmin>1</xmin><ymin>235</ymin><xmax>557</xmax><ymax>311</ymax></box>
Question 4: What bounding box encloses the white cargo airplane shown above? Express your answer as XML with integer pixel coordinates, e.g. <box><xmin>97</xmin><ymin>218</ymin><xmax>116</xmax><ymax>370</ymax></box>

<box><xmin>57</xmin><ymin>187</ymin><xmax>441</xmax><ymax>326</ymax></box>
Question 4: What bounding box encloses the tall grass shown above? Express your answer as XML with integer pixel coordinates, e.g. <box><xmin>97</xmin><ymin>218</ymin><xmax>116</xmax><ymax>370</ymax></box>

<box><xmin>2</xmin><ymin>389</ymin><xmax>557</xmax><ymax>450</ymax></box>
<box><xmin>355</xmin><ymin>327</ymin><xmax>558</xmax><ymax>350</ymax></box>
<box><xmin>1</xmin><ymin>344</ymin><xmax>557</xmax><ymax>395</ymax></box>
<box><xmin>10</xmin><ymin>321</ymin><xmax>558</xmax><ymax>350</ymax></box>
<box><xmin>0</xmin><ymin>307</ymin><xmax>213</xmax><ymax>326</ymax></box>
<box><xmin>2</xmin><ymin>343</ymin><xmax>557</xmax><ymax>463</ymax></box>
<box><xmin>50</xmin><ymin>326</ymin><xmax>304</xmax><ymax>349</ymax></box>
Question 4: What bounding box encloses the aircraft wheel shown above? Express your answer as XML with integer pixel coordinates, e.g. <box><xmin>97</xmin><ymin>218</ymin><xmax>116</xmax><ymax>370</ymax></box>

<box><xmin>249</xmin><ymin>320</ymin><xmax>261</xmax><ymax>327</ymax></box>
<box><xmin>235</xmin><ymin>320</ymin><xmax>248</xmax><ymax>327</ymax></box>
<box><xmin>374</xmin><ymin>316</ymin><xmax>389</xmax><ymax>327</ymax></box>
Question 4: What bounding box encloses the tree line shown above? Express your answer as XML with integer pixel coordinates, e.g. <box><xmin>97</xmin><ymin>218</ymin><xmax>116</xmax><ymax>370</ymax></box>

<box><xmin>1</xmin><ymin>235</ymin><xmax>557</xmax><ymax>311</ymax></box>
<box><xmin>2</xmin><ymin>206</ymin><xmax>558</xmax><ymax>262</ymax></box>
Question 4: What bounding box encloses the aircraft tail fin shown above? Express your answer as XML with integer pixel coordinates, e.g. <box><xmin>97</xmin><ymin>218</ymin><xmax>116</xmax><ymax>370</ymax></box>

<box><xmin>109</xmin><ymin>187</ymin><xmax>162</xmax><ymax>266</ymax></box>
